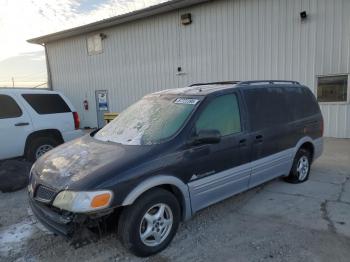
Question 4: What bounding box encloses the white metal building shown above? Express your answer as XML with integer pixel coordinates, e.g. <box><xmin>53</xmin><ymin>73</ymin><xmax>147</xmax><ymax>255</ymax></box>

<box><xmin>29</xmin><ymin>0</ymin><xmax>350</xmax><ymax>138</ymax></box>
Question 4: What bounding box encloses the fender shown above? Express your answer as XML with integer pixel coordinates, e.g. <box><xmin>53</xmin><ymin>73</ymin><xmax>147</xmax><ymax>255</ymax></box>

<box><xmin>292</xmin><ymin>135</ymin><xmax>323</xmax><ymax>163</ymax></box>
<box><xmin>293</xmin><ymin>136</ymin><xmax>314</xmax><ymax>155</ymax></box>
<box><xmin>121</xmin><ymin>175</ymin><xmax>193</xmax><ymax>221</ymax></box>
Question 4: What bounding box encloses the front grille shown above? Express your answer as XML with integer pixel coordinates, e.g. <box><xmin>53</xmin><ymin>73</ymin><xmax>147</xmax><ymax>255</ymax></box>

<box><xmin>35</xmin><ymin>185</ymin><xmax>57</xmax><ymax>202</ymax></box>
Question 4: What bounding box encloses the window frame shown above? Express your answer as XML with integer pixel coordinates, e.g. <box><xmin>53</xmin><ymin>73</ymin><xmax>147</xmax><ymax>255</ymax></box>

<box><xmin>315</xmin><ymin>73</ymin><xmax>350</xmax><ymax>105</ymax></box>
<box><xmin>190</xmin><ymin>92</ymin><xmax>244</xmax><ymax>138</ymax></box>
<box><xmin>0</xmin><ymin>94</ymin><xmax>23</xmax><ymax>119</ymax></box>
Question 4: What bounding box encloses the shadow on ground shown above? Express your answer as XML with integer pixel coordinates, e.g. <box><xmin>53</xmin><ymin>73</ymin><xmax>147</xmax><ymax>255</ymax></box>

<box><xmin>0</xmin><ymin>159</ymin><xmax>32</xmax><ymax>193</ymax></box>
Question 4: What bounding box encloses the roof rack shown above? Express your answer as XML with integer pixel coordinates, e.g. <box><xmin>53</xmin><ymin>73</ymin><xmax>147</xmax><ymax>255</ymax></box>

<box><xmin>190</xmin><ymin>81</ymin><xmax>241</xmax><ymax>87</ymax></box>
<box><xmin>238</xmin><ymin>80</ymin><xmax>300</xmax><ymax>85</ymax></box>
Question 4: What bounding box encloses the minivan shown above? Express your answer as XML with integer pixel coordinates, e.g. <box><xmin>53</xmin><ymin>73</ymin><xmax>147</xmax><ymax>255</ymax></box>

<box><xmin>28</xmin><ymin>81</ymin><xmax>323</xmax><ymax>257</ymax></box>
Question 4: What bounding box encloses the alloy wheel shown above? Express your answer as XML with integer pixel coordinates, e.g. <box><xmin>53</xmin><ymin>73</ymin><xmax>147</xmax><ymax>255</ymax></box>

<box><xmin>296</xmin><ymin>155</ymin><xmax>309</xmax><ymax>181</ymax></box>
<box><xmin>139</xmin><ymin>203</ymin><xmax>173</xmax><ymax>247</ymax></box>
<box><xmin>35</xmin><ymin>144</ymin><xmax>54</xmax><ymax>159</ymax></box>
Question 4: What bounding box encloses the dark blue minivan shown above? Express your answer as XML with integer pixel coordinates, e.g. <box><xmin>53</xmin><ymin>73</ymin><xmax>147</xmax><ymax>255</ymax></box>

<box><xmin>28</xmin><ymin>80</ymin><xmax>323</xmax><ymax>256</ymax></box>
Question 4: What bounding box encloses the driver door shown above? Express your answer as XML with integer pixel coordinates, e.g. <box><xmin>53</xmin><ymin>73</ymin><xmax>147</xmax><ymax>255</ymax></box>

<box><xmin>184</xmin><ymin>92</ymin><xmax>252</xmax><ymax>212</ymax></box>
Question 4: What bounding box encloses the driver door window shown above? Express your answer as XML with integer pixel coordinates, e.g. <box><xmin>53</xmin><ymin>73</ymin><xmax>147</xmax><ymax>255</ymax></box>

<box><xmin>195</xmin><ymin>94</ymin><xmax>241</xmax><ymax>136</ymax></box>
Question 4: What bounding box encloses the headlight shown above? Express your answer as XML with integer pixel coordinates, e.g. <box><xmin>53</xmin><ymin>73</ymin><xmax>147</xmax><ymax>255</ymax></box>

<box><xmin>52</xmin><ymin>190</ymin><xmax>113</xmax><ymax>213</ymax></box>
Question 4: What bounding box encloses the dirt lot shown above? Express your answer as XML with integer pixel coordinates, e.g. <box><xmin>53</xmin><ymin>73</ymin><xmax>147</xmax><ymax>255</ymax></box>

<box><xmin>1</xmin><ymin>138</ymin><xmax>350</xmax><ymax>262</ymax></box>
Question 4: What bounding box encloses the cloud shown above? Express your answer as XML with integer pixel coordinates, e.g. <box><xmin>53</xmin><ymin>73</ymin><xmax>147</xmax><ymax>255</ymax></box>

<box><xmin>0</xmin><ymin>0</ymin><xmax>166</xmax><ymax>62</ymax></box>
<box><xmin>0</xmin><ymin>51</ymin><xmax>47</xmax><ymax>87</ymax></box>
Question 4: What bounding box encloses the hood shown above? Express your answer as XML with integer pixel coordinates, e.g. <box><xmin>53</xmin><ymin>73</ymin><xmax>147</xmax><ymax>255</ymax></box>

<box><xmin>32</xmin><ymin>134</ymin><xmax>157</xmax><ymax>190</ymax></box>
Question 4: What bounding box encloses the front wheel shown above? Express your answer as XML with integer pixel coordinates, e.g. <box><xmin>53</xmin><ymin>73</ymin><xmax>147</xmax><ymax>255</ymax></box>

<box><xmin>118</xmin><ymin>188</ymin><xmax>180</xmax><ymax>257</ymax></box>
<box><xmin>285</xmin><ymin>148</ymin><xmax>311</xmax><ymax>184</ymax></box>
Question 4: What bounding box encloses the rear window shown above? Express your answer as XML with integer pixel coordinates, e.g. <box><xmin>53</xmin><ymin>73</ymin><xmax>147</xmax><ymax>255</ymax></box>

<box><xmin>0</xmin><ymin>95</ymin><xmax>22</xmax><ymax>119</ymax></box>
<box><xmin>22</xmin><ymin>94</ymin><xmax>71</xmax><ymax>114</ymax></box>
<box><xmin>285</xmin><ymin>86</ymin><xmax>320</xmax><ymax>120</ymax></box>
<box><xmin>243</xmin><ymin>87</ymin><xmax>290</xmax><ymax>131</ymax></box>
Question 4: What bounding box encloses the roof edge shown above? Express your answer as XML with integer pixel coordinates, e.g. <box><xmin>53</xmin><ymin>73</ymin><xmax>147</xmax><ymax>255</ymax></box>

<box><xmin>27</xmin><ymin>0</ymin><xmax>211</xmax><ymax>44</ymax></box>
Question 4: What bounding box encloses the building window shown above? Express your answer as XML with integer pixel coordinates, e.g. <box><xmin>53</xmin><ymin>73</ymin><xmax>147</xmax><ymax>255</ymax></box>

<box><xmin>317</xmin><ymin>75</ymin><xmax>348</xmax><ymax>103</ymax></box>
<box><xmin>87</xmin><ymin>34</ymin><xmax>103</xmax><ymax>55</ymax></box>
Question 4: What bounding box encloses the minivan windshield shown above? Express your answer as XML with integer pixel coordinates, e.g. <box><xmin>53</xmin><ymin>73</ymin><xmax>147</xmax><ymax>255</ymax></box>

<box><xmin>94</xmin><ymin>95</ymin><xmax>199</xmax><ymax>145</ymax></box>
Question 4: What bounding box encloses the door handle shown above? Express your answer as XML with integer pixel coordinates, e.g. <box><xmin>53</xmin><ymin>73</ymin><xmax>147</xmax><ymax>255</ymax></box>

<box><xmin>255</xmin><ymin>135</ymin><xmax>263</xmax><ymax>143</ymax></box>
<box><xmin>15</xmin><ymin>122</ymin><xmax>29</xmax><ymax>126</ymax></box>
<box><xmin>239</xmin><ymin>139</ymin><xmax>247</xmax><ymax>146</ymax></box>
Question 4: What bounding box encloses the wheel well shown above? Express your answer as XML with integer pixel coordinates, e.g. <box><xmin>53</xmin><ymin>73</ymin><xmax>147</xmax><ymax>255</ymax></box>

<box><xmin>299</xmin><ymin>142</ymin><xmax>314</xmax><ymax>161</ymax></box>
<box><xmin>157</xmin><ymin>184</ymin><xmax>185</xmax><ymax>220</ymax></box>
<box><xmin>25</xmin><ymin>129</ymin><xmax>64</xmax><ymax>152</ymax></box>
<box><xmin>128</xmin><ymin>184</ymin><xmax>187</xmax><ymax>221</ymax></box>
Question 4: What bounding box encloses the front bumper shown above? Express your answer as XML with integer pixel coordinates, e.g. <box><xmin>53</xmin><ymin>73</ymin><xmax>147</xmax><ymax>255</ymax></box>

<box><xmin>29</xmin><ymin>196</ymin><xmax>74</xmax><ymax>237</ymax></box>
<box><xmin>29</xmin><ymin>195</ymin><xmax>115</xmax><ymax>240</ymax></box>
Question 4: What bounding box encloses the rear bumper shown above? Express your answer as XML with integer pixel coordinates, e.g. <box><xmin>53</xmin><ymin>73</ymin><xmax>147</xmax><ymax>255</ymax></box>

<box><xmin>62</xmin><ymin>129</ymin><xmax>84</xmax><ymax>142</ymax></box>
<box><xmin>313</xmin><ymin>137</ymin><xmax>323</xmax><ymax>161</ymax></box>
<box><xmin>29</xmin><ymin>196</ymin><xmax>74</xmax><ymax>237</ymax></box>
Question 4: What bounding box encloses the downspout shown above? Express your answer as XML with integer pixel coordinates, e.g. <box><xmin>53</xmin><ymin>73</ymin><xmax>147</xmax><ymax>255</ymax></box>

<box><xmin>39</xmin><ymin>43</ymin><xmax>53</xmax><ymax>90</ymax></box>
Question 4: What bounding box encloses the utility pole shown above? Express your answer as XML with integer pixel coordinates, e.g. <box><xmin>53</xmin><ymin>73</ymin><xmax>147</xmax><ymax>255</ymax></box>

<box><xmin>11</xmin><ymin>77</ymin><xmax>14</xmax><ymax>88</ymax></box>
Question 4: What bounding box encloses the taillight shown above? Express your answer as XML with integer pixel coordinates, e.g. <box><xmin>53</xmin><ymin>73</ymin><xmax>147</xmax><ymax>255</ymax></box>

<box><xmin>73</xmin><ymin>112</ymin><xmax>80</xmax><ymax>130</ymax></box>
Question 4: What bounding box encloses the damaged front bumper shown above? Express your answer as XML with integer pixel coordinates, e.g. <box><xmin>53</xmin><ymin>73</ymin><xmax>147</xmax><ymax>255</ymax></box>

<box><xmin>29</xmin><ymin>196</ymin><xmax>115</xmax><ymax>247</ymax></box>
<box><xmin>29</xmin><ymin>196</ymin><xmax>75</xmax><ymax>237</ymax></box>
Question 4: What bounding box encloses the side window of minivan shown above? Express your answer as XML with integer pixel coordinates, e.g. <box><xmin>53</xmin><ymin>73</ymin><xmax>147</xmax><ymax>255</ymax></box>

<box><xmin>243</xmin><ymin>87</ymin><xmax>289</xmax><ymax>131</ymax></box>
<box><xmin>0</xmin><ymin>95</ymin><xmax>22</xmax><ymax>119</ymax></box>
<box><xmin>195</xmin><ymin>94</ymin><xmax>241</xmax><ymax>136</ymax></box>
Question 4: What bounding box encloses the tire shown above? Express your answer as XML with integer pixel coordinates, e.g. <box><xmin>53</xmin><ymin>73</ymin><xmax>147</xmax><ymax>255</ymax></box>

<box><xmin>285</xmin><ymin>148</ymin><xmax>312</xmax><ymax>184</ymax></box>
<box><xmin>118</xmin><ymin>188</ymin><xmax>181</xmax><ymax>257</ymax></box>
<box><xmin>26</xmin><ymin>136</ymin><xmax>60</xmax><ymax>162</ymax></box>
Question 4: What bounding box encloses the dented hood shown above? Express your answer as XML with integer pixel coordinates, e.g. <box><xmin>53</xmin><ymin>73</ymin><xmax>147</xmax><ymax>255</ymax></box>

<box><xmin>32</xmin><ymin>134</ymin><xmax>156</xmax><ymax>190</ymax></box>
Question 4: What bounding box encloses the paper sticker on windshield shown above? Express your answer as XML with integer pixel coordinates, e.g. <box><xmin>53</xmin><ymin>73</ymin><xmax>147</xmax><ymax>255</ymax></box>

<box><xmin>174</xmin><ymin>98</ymin><xmax>199</xmax><ymax>105</ymax></box>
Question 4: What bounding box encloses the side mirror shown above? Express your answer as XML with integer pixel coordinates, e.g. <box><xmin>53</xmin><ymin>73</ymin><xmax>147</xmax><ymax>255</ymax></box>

<box><xmin>191</xmin><ymin>129</ymin><xmax>221</xmax><ymax>145</ymax></box>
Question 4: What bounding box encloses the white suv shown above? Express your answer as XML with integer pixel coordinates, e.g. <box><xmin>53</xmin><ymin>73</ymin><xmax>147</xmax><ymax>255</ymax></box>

<box><xmin>0</xmin><ymin>88</ymin><xmax>84</xmax><ymax>161</ymax></box>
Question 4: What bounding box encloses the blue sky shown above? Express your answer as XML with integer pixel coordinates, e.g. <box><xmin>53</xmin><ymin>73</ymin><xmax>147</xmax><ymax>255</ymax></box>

<box><xmin>0</xmin><ymin>0</ymin><xmax>165</xmax><ymax>87</ymax></box>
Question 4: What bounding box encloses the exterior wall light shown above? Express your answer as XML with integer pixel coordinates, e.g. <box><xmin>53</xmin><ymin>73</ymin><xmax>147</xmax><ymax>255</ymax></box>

<box><xmin>181</xmin><ymin>13</ymin><xmax>192</xmax><ymax>25</ymax></box>
<box><xmin>300</xmin><ymin>11</ymin><xmax>307</xmax><ymax>20</ymax></box>
<box><xmin>99</xmin><ymin>33</ymin><xmax>107</xmax><ymax>40</ymax></box>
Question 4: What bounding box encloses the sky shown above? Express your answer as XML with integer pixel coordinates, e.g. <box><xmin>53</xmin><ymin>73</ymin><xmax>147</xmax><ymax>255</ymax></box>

<box><xmin>0</xmin><ymin>0</ymin><xmax>165</xmax><ymax>87</ymax></box>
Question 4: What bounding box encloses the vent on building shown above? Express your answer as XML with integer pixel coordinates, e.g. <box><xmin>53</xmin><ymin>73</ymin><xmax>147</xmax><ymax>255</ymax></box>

<box><xmin>87</xmin><ymin>34</ymin><xmax>103</xmax><ymax>55</ymax></box>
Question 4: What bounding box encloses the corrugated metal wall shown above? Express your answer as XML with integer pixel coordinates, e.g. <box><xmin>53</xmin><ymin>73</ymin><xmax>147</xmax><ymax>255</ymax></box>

<box><xmin>46</xmin><ymin>0</ymin><xmax>350</xmax><ymax>138</ymax></box>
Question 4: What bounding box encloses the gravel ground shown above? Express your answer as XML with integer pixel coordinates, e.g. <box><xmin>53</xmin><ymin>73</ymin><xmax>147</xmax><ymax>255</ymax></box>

<box><xmin>0</xmin><ymin>138</ymin><xmax>349</xmax><ymax>262</ymax></box>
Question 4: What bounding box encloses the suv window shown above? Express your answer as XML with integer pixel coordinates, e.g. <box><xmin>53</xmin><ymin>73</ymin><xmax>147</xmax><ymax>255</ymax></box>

<box><xmin>22</xmin><ymin>94</ymin><xmax>71</xmax><ymax>114</ymax></box>
<box><xmin>243</xmin><ymin>87</ymin><xmax>289</xmax><ymax>131</ymax></box>
<box><xmin>0</xmin><ymin>95</ymin><xmax>22</xmax><ymax>119</ymax></box>
<box><xmin>195</xmin><ymin>94</ymin><xmax>241</xmax><ymax>136</ymax></box>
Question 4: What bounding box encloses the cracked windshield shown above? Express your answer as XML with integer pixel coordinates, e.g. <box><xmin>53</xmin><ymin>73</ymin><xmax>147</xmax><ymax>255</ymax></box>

<box><xmin>94</xmin><ymin>96</ymin><xmax>199</xmax><ymax>145</ymax></box>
